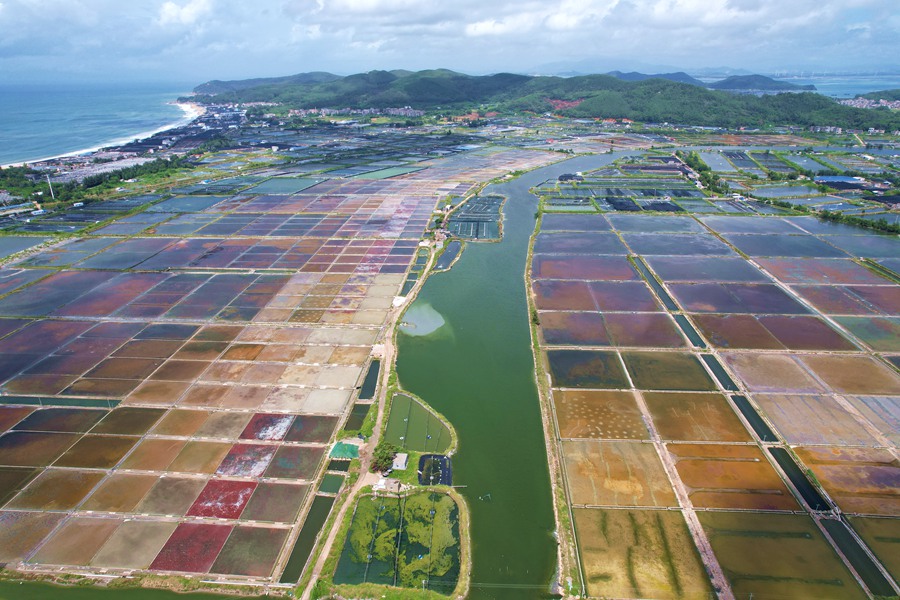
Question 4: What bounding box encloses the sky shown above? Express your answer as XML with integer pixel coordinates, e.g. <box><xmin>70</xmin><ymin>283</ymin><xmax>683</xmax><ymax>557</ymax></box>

<box><xmin>1</xmin><ymin>0</ymin><xmax>898</xmax><ymax>85</ymax></box>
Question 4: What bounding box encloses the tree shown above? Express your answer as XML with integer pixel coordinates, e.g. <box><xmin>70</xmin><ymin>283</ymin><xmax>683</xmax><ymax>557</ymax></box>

<box><xmin>372</xmin><ymin>442</ymin><xmax>400</xmax><ymax>472</ymax></box>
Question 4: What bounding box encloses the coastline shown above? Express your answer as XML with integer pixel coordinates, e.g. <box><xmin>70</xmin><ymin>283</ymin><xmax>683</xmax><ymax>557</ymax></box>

<box><xmin>1</xmin><ymin>99</ymin><xmax>205</xmax><ymax>169</ymax></box>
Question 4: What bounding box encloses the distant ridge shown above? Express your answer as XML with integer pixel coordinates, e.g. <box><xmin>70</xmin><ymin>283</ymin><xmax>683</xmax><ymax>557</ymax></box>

<box><xmin>606</xmin><ymin>71</ymin><xmax>705</xmax><ymax>87</ymax></box>
<box><xmin>188</xmin><ymin>68</ymin><xmax>897</xmax><ymax>131</ymax></box>
<box><xmin>709</xmin><ymin>75</ymin><xmax>816</xmax><ymax>91</ymax></box>
<box><xmin>194</xmin><ymin>70</ymin><xmax>814</xmax><ymax>98</ymax></box>
<box><xmin>194</xmin><ymin>72</ymin><xmax>341</xmax><ymax>95</ymax></box>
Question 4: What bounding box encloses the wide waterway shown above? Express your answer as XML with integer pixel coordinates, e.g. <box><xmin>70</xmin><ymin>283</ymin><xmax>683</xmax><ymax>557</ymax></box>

<box><xmin>396</xmin><ymin>151</ymin><xmax>635</xmax><ymax>598</ymax></box>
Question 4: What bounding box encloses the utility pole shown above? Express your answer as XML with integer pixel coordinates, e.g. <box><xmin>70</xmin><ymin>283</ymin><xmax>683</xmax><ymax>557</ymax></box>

<box><xmin>46</xmin><ymin>174</ymin><xmax>55</xmax><ymax>200</ymax></box>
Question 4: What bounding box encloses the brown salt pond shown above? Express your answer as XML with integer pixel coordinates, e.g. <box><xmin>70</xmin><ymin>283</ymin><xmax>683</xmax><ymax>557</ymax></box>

<box><xmin>699</xmin><ymin>512</ymin><xmax>867</xmax><ymax>599</ymax></box>
<box><xmin>643</xmin><ymin>392</ymin><xmax>751</xmax><ymax>442</ymax></box>
<box><xmin>794</xmin><ymin>446</ymin><xmax>900</xmax><ymax>516</ymax></box>
<box><xmin>90</xmin><ymin>520</ymin><xmax>179</xmax><ymax>569</ymax></box>
<box><xmin>667</xmin><ymin>443</ymin><xmax>799</xmax><ymax>511</ymax></box>
<box><xmin>29</xmin><ymin>516</ymin><xmax>122</xmax><ymax>566</ymax></box>
<box><xmin>6</xmin><ymin>469</ymin><xmax>105</xmax><ymax>510</ymax></box>
<box><xmin>573</xmin><ymin>508</ymin><xmax>713</xmax><ymax>599</ymax></box>
<box><xmin>799</xmin><ymin>354</ymin><xmax>900</xmax><ymax>395</ymax></box>
<box><xmin>553</xmin><ymin>389</ymin><xmax>649</xmax><ymax>439</ymax></box>
<box><xmin>80</xmin><ymin>473</ymin><xmax>158</xmax><ymax>512</ymax></box>
<box><xmin>562</xmin><ymin>440</ymin><xmax>676</xmax><ymax>507</ymax></box>
<box><xmin>621</xmin><ymin>351</ymin><xmax>717</xmax><ymax>391</ymax></box>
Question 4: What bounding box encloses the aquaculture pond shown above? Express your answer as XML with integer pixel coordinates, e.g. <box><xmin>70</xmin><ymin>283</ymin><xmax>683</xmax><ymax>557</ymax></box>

<box><xmin>334</xmin><ymin>491</ymin><xmax>460</xmax><ymax>591</ymax></box>
<box><xmin>396</xmin><ymin>153</ymin><xmax>634</xmax><ymax>598</ymax></box>
<box><xmin>384</xmin><ymin>393</ymin><xmax>452</xmax><ymax>453</ymax></box>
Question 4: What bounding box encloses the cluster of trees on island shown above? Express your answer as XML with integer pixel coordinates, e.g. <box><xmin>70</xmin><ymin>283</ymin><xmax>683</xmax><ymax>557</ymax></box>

<box><xmin>676</xmin><ymin>151</ymin><xmax>729</xmax><ymax>194</ymax></box>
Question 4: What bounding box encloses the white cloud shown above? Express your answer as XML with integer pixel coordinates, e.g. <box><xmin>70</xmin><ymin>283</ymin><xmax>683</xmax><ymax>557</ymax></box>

<box><xmin>330</xmin><ymin>0</ymin><xmax>422</xmax><ymax>12</ymax></box>
<box><xmin>845</xmin><ymin>22</ymin><xmax>872</xmax><ymax>38</ymax></box>
<box><xmin>545</xmin><ymin>0</ymin><xmax>617</xmax><ymax>30</ymax></box>
<box><xmin>291</xmin><ymin>22</ymin><xmax>322</xmax><ymax>41</ymax></box>
<box><xmin>307</xmin><ymin>23</ymin><xmax>322</xmax><ymax>39</ymax></box>
<box><xmin>158</xmin><ymin>0</ymin><xmax>212</xmax><ymax>26</ymax></box>
<box><xmin>465</xmin><ymin>18</ymin><xmax>513</xmax><ymax>36</ymax></box>
<box><xmin>0</xmin><ymin>0</ymin><xmax>896</xmax><ymax>82</ymax></box>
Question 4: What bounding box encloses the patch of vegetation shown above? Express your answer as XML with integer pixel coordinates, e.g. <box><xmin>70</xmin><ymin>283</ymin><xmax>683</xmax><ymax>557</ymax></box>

<box><xmin>0</xmin><ymin>157</ymin><xmax>192</xmax><ymax>208</ymax></box>
<box><xmin>358</xmin><ymin>401</ymin><xmax>378</xmax><ymax>439</ymax></box>
<box><xmin>106</xmin><ymin>574</ymin><xmax>202</xmax><ymax>592</ymax></box>
<box><xmin>676</xmin><ymin>150</ymin><xmax>728</xmax><ymax>194</ymax></box>
<box><xmin>861</xmin><ymin>259</ymin><xmax>900</xmax><ymax>284</ymax></box>
<box><xmin>765</xmin><ymin>199</ymin><xmax>809</xmax><ymax>214</ymax></box>
<box><xmin>860</xmin><ymin>88</ymin><xmax>900</xmax><ymax>101</ymax></box>
<box><xmin>196</xmin><ymin>135</ymin><xmax>236</xmax><ymax>153</ymax></box>
<box><xmin>372</xmin><ymin>441</ymin><xmax>400</xmax><ymax>473</ymax></box>
<box><xmin>323</xmin><ymin>582</ymin><xmax>449</xmax><ymax>600</ymax></box>
<box><xmin>0</xmin><ymin>570</ymin><xmax>276</xmax><ymax>597</ymax></box>
<box><xmin>81</xmin><ymin>156</ymin><xmax>192</xmax><ymax>189</ymax></box>
<box><xmin>656</xmin><ymin>512</ymin><xmax>682</xmax><ymax>596</ymax></box>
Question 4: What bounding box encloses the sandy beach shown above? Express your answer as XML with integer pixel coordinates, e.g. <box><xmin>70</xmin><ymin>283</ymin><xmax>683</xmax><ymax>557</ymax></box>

<box><xmin>174</xmin><ymin>100</ymin><xmax>207</xmax><ymax>121</ymax></box>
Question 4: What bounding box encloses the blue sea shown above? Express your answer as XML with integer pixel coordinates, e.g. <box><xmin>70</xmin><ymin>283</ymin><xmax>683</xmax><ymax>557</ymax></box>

<box><xmin>779</xmin><ymin>75</ymin><xmax>900</xmax><ymax>98</ymax></box>
<box><xmin>0</xmin><ymin>83</ymin><xmax>195</xmax><ymax>166</ymax></box>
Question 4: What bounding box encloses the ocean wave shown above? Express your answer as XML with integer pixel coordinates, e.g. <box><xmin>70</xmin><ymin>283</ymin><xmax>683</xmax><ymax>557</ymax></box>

<box><xmin>0</xmin><ymin>86</ymin><xmax>197</xmax><ymax>167</ymax></box>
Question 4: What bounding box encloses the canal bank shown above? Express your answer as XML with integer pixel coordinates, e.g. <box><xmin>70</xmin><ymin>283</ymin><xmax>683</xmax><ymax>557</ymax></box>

<box><xmin>0</xmin><ymin>580</ymin><xmax>266</xmax><ymax>600</ymax></box>
<box><xmin>395</xmin><ymin>151</ymin><xmax>636</xmax><ymax>598</ymax></box>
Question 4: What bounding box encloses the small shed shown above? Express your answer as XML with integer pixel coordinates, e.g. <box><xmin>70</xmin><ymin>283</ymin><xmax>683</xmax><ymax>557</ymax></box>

<box><xmin>392</xmin><ymin>452</ymin><xmax>409</xmax><ymax>471</ymax></box>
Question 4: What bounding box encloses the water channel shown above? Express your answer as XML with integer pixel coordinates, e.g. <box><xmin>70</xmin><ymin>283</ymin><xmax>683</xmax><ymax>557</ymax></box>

<box><xmin>396</xmin><ymin>151</ymin><xmax>635</xmax><ymax>598</ymax></box>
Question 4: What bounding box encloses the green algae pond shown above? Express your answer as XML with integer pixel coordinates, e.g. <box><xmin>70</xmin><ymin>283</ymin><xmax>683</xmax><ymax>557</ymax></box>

<box><xmin>334</xmin><ymin>491</ymin><xmax>461</xmax><ymax>591</ymax></box>
<box><xmin>395</xmin><ymin>153</ymin><xmax>635</xmax><ymax>599</ymax></box>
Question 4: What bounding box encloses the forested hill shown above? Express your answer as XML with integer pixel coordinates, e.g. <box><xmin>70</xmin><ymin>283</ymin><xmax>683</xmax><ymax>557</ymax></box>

<box><xmin>190</xmin><ymin>69</ymin><xmax>900</xmax><ymax>130</ymax></box>
<box><xmin>861</xmin><ymin>89</ymin><xmax>900</xmax><ymax>101</ymax></box>
<box><xmin>194</xmin><ymin>72</ymin><xmax>341</xmax><ymax>95</ymax></box>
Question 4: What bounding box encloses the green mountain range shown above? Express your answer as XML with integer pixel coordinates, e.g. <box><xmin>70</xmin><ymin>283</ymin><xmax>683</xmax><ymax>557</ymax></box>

<box><xmin>195</xmin><ymin>72</ymin><xmax>341</xmax><ymax>95</ymax></box>
<box><xmin>189</xmin><ymin>69</ymin><xmax>900</xmax><ymax>130</ymax></box>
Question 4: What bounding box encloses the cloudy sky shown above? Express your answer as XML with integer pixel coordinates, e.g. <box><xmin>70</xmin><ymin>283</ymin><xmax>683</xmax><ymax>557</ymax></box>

<box><xmin>1</xmin><ymin>0</ymin><xmax>897</xmax><ymax>84</ymax></box>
